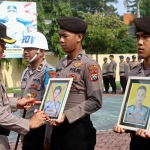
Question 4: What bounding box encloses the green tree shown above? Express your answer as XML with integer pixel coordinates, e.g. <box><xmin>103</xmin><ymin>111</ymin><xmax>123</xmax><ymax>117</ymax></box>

<box><xmin>140</xmin><ymin>0</ymin><xmax>150</xmax><ymax>16</ymax></box>
<box><xmin>71</xmin><ymin>0</ymin><xmax>118</xmax><ymax>16</ymax></box>
<box><xmin>47</xmin><ymin>0</ymin><xmax>72</xmax><ymax>59</ymax></box>
<box><xmin>124</xmin><ymin>0</ymin><xmax>140</xmax><ymax>17</ymax></box>
<box><xmin>78</xmin><ymin>12</ymin><xmax>136</xmax><ymax>54</ymax></box>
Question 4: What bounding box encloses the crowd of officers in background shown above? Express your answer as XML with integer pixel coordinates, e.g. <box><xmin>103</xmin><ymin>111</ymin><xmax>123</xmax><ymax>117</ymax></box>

<box><xmin>102</xmin><ymin>54</ymin><xmax>142</xmax><ymax>94</ymax></box>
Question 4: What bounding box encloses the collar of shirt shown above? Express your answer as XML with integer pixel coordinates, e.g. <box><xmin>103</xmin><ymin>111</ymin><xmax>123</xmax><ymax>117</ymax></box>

<box><xmin>27</xmin><ymin>59</ymin><xmax>47</xmax><ymax>75</ymax></box>
<box><xmin>63</xmin><ymin>50</ymin><xmax>85</xmax><ymax>66</ymax></box>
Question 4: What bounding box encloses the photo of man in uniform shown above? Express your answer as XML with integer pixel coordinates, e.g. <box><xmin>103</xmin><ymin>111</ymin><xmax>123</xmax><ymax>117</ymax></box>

<box><xmin>124</xmin><ymin>85</ymin><xmax>150</xmax><ymax>126</ymax></box>
<box><xmin>43</xmin><ymin>86</ymin><xmax>62</xmax><ymax>117</ymax></box>
<box><xmin>4</xmin><ymin>5</ymin><xmax>27</xmax><ymax>48</ymax></box>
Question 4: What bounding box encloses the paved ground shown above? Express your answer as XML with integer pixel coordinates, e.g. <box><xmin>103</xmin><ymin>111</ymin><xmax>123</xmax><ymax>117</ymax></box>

<box><xmin>9</xmin><ymin>92</ymin><xmax>131</xmax><ymax>150</ymax></box>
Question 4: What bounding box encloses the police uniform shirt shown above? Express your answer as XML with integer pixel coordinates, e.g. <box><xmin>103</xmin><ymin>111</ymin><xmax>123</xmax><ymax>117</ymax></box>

<box><xmin>56</xmin><ymin>50</ymin><xmax>102</xmax><ymax>123</ymax></box>
<box><xmin>43</xmin><ymin>100</ymin><xmax>61</xmax><ymax>117</ymax></box>
<box><xmin>119</xmin><ymin>61</ymin><xmax>129</xmax><ymax>76</ymax></box>
<box><xmin>21</xmin><ymin>59</ymin><xmax>56</xmax><ymax>119</ymax></box>
<box><xmin>129</xmin><ymin>61</ymin><xmax>139</xmax><ymax>70</ymax></box>
<box><xmin>108</xmin><ymin>60</ymin><xmax>117</xmax><ymax>76</ymax></box>
<box><xmin>0</xmin><ymin>81</ymin><xmax>29</xmax><ymax>135</ymax></box>
<box><xmin>102</xmin><ymin>62</ymin><xmax>109</xmax><ymax>76</ymax></box>
<box><xmin>124</xmin><ymin>105</ymin><xmax>149</xmax><ymax>126</ymax></box>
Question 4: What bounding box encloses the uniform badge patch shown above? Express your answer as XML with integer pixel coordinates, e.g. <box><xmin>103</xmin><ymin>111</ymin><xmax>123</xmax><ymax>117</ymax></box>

<box><xmin>31</xmin><ymin>91</ymin><xmax>37</xmax><ymax>98</ymax></box>
<box><xmin>67</xmin><ymin>73</ymin><xmax>77</xmax><ymax>80</ymax></box>
<box><xmin>30</xmin><ymin>83</ymin><xmax>38</xmax><ymax>90</ymax></box>
<box><xmin>48</xmin><ymin>71</ymin><xmax>56</xmax><ymax>78</ymax></box>
<box><xmin>73</xmin><ymin>62</ymin><xmax>83</xmax><ymax>67</ymax></box>
<box><xmin>88</xmin><ymin>64</ymin><xmax>99</xmax><ymax>82</ymax></box>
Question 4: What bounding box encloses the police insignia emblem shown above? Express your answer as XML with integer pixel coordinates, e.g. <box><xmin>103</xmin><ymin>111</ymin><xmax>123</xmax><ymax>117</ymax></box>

<box><xmin>67</xmin><ymin>73</ymin><xmax>77</xmax><ymax>80</ymax></box>
<box><xmin>48</xmin><ymin>71</ymin><xmax>56</xmax><ymax>78</ymax></box>
<box><xmin>73</xmin><ymin>62</ymin><xmax>83</xmax><ymax>67</ymax></box>
<box><xmin>31</xmin><ymin>91</ymin><xmax>37</xmax><ymax>98</ymax></box>
<box><xmin>30</xmin><ymin>83</ymin><xmax>38</xmax><ymax>90</ymax></box>
<box><xmin>88</xmin><ymin>64</ymin><xmax>99</xmax><ymax>81</ymax></box>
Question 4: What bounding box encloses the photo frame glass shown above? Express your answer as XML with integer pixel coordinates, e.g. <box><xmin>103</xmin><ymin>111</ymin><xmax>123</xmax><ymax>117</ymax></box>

<box><xmin>118</xmin><ymin>76</ymin><xmax>150</xmax><ymax>131</ymax></box>
<box><xmin>40</xmin><ymin>78</ymin><xmax>73</xmax><ymax>119</ymax></box>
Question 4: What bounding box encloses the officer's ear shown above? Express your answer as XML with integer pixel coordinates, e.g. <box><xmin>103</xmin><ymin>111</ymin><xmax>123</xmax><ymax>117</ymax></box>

<box><xmin>40</xmin><ymin>49</ymin><xmax>45</xmax><ymax>57</ymax></box>
<box><xmin>77</xmin><ymin>33</ymin><xmax>83</xmax><ymax>43</ymax></box>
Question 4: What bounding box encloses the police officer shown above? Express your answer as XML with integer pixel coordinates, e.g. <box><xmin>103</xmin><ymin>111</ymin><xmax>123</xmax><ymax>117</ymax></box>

<box><xmin>48</xmin><ymin>16</ymin><xmax>102</xmax><ymax>150</ymax></box>
<box><xmin>126</xmin><ymin>56</ymin><xmax>130</xmax><ymax>64</ymax></box>
<box><xmin>124</xmin><ymin>86</ymin><xmax>149</xmax><ymax>126</ymax></box>
<box><xmin>0</xmin><ymin>23</ymin><xmax>47</xmax><ymax>150</ymax></box>
<box><xmin>20</xmin><ymin>32</ymin><xmax>56</xmax><ymax>150</ymax></box>
<box><xmin>129</xmin><ymin>55</ymin><xmax>139</xmax><ymax>70</ymax></box>
<box><xmin>119</xmin><ymin>55</ymin><xmax>129</xmax><ymax>94</ymax></box>
<box><xmin>102</xmin><ymin>57</ymin><xmax>109</xmax><ymax>93</ymax></box>
<box><xmin>108</xmin><ymin>55</ymin><xmax>117</xmax><ymax>94</ymax></box>
<box><xmin>4</xmin><ymin>5</ymin><xmax>27</xmax><ymax>48</ymax></box>
<box><xmin>114</xmin><ymin>16</ymin><xmax>150</xmax><ymax>150</ymax></box>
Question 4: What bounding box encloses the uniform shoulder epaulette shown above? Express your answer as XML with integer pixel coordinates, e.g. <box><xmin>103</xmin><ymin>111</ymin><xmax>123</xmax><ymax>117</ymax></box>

<box><xmin>131</xmin><ymin>63</ymin><xmax>141</xmax><ymax>70</ymax></box>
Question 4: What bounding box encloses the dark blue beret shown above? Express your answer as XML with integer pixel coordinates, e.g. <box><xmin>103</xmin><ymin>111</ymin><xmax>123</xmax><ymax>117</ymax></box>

<box><xmin>56</xmin><ymin>16</ymin><xmax>88</xmax><ymax>33</ymax></box>
<box><xmin>126</xmin><ymin>57</ymin><xmax>130</xmax><ymax>60</ymax></box>
<box><xmin>119</xmin><ymin>55</ymin><xmax>124</xmax><ymax>59</ymax></box>
<box><xmin>133</xmin><ymin>16</ymin><xmax>150</xmax><ymax>34</ymax></box>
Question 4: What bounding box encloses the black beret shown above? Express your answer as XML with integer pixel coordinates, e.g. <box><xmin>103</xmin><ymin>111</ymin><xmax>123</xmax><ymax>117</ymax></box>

<box><xmin>133</xmin><ymin>16</ymin><xmax>150</xmax><ymax>34</ymax></box>
<box><xmin>56</xmin><ymin>16</ymin><xmax>87</xmax><ymax>33</ymax></box>
<box><xmin>132</xmin><ymin>55</ymin><xmax>136</xmax><ymax>58</ymax></box>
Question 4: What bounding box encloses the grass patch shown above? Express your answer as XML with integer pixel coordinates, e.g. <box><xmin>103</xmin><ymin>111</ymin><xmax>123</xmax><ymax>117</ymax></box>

<box><xmin>6</xmin><ymin>88</ymin><xmax>21</xmax><ymax>94</ymax></box>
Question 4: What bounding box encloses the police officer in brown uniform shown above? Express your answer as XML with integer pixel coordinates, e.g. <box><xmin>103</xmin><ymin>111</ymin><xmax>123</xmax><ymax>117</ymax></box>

<box><xmin>129</xmin><ymin>55</ymin><xmax>139</xmax><ymax>70</ymax></box>
<box><xmin>114</xmin><ymin>16</ymin><xmax>150</xmax><ymax>150</ymax></box>
<box><xmin>0</xmin><ymin>23</ymin><xmax>47</xmax><ymax>150</ymax></box>
<box><xmin>119</xmin><ymin>55</ymin><xmax>129</xmax><ymax>94</ymax></box>
<box><xmin>108</xmin><ymin>55</ymin><xmax>117</xmax><ymax>94</ymax></box>
<box><xmin>20</xmin><ymin>32</ymin><xmax>56</xmax><ymax>150</ymax></box>
<box><xmin>48</xmin><ymin>16</ymin><xmax>102</xmax><ymax>150</ymax></box>
<box><xmin>102</xmin><ymin>57</ymin><xmax>109</xmax><ymax>93</ymax></box>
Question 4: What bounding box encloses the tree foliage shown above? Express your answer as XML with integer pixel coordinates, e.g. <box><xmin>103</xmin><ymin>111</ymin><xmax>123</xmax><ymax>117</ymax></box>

<box><xmin>140</xmin><ymin>0</ymin><xmax>150</xmax><ymax>17</ymax></box>
<box><xmin>47</xmin><ymin>0</ymin><xmax>72</xmax><ymax>59</ymax></box>
<box><xmin>70</xmin><ymin>0</ymin><xmax>118</xmax><ymax>16</ymax></box>
<box><xmin>124</xmin><ymin>0</ymin><xmax>140</xmax><ymax>17</ymax></box>
<box><xmin>78</xmin><ymin>12</ymin><xmax>136</xmax><ymax>54</ymax></box>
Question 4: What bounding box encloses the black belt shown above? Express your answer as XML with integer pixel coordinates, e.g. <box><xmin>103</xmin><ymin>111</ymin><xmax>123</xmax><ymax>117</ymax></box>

<box><xmin>120</xmin><ymin>72</ymin><xmax>125</xmax><ymax>73</ymax></box>
<box><xmin>109</xmin><ymin>72</ymin><xmax>114</xmax><ymax>73</ymax></box>
<box><xmin>0</xmin><ymin>126</ymin><xmax>10</xmax><ymax>136</ymax></box>
<box><xmin>102</xmin><ymin>72</ymin><xmax>108</xmax><ymax>75</ymax></box>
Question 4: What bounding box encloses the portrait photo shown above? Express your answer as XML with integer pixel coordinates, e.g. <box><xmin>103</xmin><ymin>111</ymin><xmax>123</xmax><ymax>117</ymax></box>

<box><xmin>40</xmin><ymin>78</ymin><xmax>73</xmax><ymax>119</ymax></box>
<box><xmin>118</xmin><ymin>77</ymin><xmax>150</xmax><ymax>131</ymax></box>
<box><xmin>0</xmin><ymin>1</ymin><xmax>37</xmax><ymax>50</ymax></box>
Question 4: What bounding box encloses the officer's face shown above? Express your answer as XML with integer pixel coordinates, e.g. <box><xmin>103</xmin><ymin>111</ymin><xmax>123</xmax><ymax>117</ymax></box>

<box><xmin>7</xmin><ymin>11</ymin><xmax>17</xmax><ymax>21</ymax></box>
<box><xmin>136</xmin><ymin>89</ymin><xmax>146</xmax><ymax>105</ymax></box>
<box><xmin>104</xmin><ymin>59</ymin><xmax>107</xmax><ymax>63</ymax></box>
<box><xmin>58</xmin><ymin>29</ymin><xmax>83</xmax><ymax>53</ymax></box>
<box><xmin>23</xmin><ymin>48</ymin><xmax>44</xmax><ymax>63</ymax></box>
<box><xmin>120</xmin><ymin>58</ymin><xmax>124</xmax><ymax>62</ymax></box>
<box><xmin>54</xmin><ymin>89</ymin><xmax>61</xmax><ymax>98</ymax></box>
<box><xmin>0</xmin><ymin>40</ymin><xmax>6</xmax><ymax>58</ymax></box>
<box><xmin>126</xmin><ymin>59</ymin><xmax>130</xmax><ymax>63</ymax></box>
<box><xmin>136</xmin><ymin>32</ymin><xmax>150</xmax><ymax>59</ymax></box>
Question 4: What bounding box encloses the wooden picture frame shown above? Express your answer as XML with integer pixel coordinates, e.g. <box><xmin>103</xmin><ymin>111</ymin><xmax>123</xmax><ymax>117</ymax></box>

<box><xmin>118</xmin><ymin>76</ymin><xmax>150</xmax><ymax>131</ymax></box>
<box><xmin>39</xmin><ymin>78</ymin><xmax>73</xmax><ymax>120</ymax></box>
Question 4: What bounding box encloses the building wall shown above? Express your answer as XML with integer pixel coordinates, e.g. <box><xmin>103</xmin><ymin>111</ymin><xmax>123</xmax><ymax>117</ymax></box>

<box><xmin>0</xmin><ymin>53</ymin><xmax>139</xmax><ymax>88</ymax></box>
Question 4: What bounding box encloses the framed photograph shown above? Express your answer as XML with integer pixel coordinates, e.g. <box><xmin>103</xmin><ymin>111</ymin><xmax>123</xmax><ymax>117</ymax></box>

<box><xmin>39</xmin><ymin>78</ymin><xmax>73</xmax><ymax>120</ymax></box>
<box><xmin>118</xmin><ymin>76</ymin><xmax>150</xmax><ymax>131</ymax></box>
